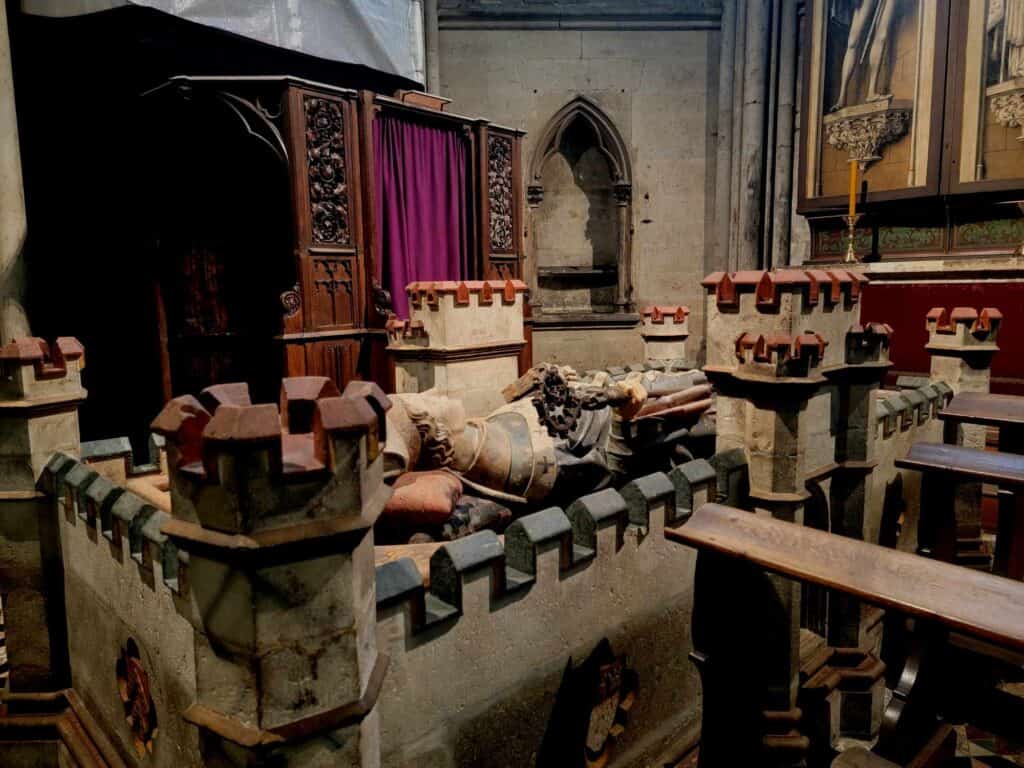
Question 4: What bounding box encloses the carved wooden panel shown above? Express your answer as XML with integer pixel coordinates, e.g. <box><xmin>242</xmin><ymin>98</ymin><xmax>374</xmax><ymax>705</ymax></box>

<box><xmin>303</xmin><ymin>96</ymin><xmax>351</xmax><ymax>246</ymax></box>
<box><xmin>310</xmin><ymin>256</ymin><xmax>356</xmax><ymax>327</ymax></box>
<box><xmin>488</xmin><ymin>134</ymin><xmax>514</xmax><ymax>254</ymax></box>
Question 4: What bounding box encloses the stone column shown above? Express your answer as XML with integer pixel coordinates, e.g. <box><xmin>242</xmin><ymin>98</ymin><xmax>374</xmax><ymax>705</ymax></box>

<box><xmin>710</xmin><ymin>0</ymin><xmax>737</xmax><ymax>275</ymax></box>
<box><xmin>0</xmin><ymin>337</ymin><xmax>85</xmax><ymax>690</ymax></box>
<box><xmin>154</xmin><ymin>377</ymin><xmax>390</xmax><ymax>767</ymax></box>
<box><xmin>926</xmin><ymin>306</ymin><xmax>1001</xmax><ymax>444</ymax></box>
<box><xmin>0</xmin><ymin>2</ymin><xmax>30</xmax><ymax>344</ymax></box>
<box><xmin>737</xmin><ymin>0</ymin><xmax>771</xmax><ymax>270</ymax></box>
<box><xmin>423</xmin><ymin>0</ymin><xmax>440</xmax><ymax>94</ymax></box>
<box><xmin>926</xmin><ymin>306</ymin><xmax>1002</xmax><ymax>566</ymax></box>
<box><xmin>614</xmin><ymin>183</ymin><xmax>633</xmax><ymax>312</ymax></box>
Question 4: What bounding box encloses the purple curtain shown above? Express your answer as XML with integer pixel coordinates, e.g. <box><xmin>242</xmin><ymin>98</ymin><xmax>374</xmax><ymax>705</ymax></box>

<box><xmin>374</xmin><ymin>114</ymin><xmax>470</xmax><ymax>318</ymax></box>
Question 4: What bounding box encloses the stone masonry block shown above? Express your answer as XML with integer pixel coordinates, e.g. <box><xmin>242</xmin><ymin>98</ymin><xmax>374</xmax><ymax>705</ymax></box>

<box><xmin>620</xmin><ymin>471</ymin><xmax>675</xmax><ymax>531</ymax></box>
<box><xmin>505</xmin><ymin>506</ymin><xmax>572</xmax><ymax>575</ymax></box>
<box><xmin>375</xmin><ymin>558</ymin><xmax>424</xmax><ymax>609</ymax></box>
<box><xmin>565</xmin><ymin>488</ymin><xmax>627</xmax><ymax>552</ymax></box>
<box><xmin>429</xmin><ymin>530</ymin><xmax>505</xmax><ymax>612</ymax></box>
<box><xmin>668</xmin><ymin>458</ymin><xmax>716</xmax><ymax>521</ymax></box>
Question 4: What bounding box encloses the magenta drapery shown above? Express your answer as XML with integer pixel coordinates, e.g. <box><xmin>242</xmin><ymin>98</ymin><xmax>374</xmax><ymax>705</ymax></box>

<box><xmin>374</xmin><ymin>113</ymin><xmax>470</xmax><ymax>318</ymax></box>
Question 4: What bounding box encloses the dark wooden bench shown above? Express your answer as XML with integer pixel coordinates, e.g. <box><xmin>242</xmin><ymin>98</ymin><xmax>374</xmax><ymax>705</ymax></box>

<box><xmin>666</xmin><ymin>502</ymin><xmax>1024</xmax><ymax>767</ymax></box>
<box><xmin>896</xmin><ymin>441</ymin><xmax>1024</xmax><ymax>578</ymax></box>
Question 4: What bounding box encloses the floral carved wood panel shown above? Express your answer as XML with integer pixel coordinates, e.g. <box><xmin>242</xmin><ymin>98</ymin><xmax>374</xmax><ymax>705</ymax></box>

<box><xmin>488</xmin><ymin>134</ymin><xmax>514</xmax><ymax>254</ymax></box>
<box><xmin>304</xmin><ymin>96</ymin><xmax>351</xmax><ymax>246</ymax></box>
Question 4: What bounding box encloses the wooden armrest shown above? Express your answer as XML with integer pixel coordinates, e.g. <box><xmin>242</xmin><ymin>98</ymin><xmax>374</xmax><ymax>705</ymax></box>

<box><xmin>896</xmin><ymin>442</ymin><xmax>1024</xmax><ymax>486</ymax></box>
<box><xmin>665</xmin><ymin>503</ymin><xmax>1024</xmax><ymax>653</ymax></box>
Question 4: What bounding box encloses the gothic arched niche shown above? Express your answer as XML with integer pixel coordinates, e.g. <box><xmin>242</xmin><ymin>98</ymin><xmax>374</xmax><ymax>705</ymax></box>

<box><xmin>528</xmin><ymin>98</ymin><xmax>633</xmax><ymax>319</ymax></box>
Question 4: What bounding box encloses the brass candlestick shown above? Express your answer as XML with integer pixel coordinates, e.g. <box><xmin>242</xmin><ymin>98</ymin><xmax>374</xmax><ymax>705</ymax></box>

<box><xmin>843</xmin><ymin>213</ymin><xmax>862</xmax><ymax>264</ymax></box>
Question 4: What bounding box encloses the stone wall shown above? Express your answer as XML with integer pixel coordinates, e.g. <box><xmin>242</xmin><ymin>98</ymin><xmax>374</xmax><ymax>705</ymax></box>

<box><xmin>375</xmin><ymin>461</ymin><xmax>719</xmax><ymax>768</ymax></box>
<box><xmin>438</xmin><ymin>23</ymin><xmax>718</xmax><ymax>370</ymax></box>
<box><xmin>869</xmin><ymin>383</ymin><xmax>951</xmax><ymax>554</ymax></box>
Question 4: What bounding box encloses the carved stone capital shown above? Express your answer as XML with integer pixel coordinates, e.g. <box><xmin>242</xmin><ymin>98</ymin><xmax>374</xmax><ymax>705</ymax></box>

<box><xmin>988</xmin><ymin>79</ymin><xmax>1024</xmax><ymax>141</ymax></box>
<box><xmin>823</xmin><ymin>99</ymin><xmax>912</xmax><ymax>165</ymax></box>
<box><xmin>526</xmin><ymin>184</ymin><xmax>544</xmax><ymax>206</ymax></box>
<box><xmin>613</xmin><ymin>183</ymin><xmax>632</xmax><ymax>206</ymax></box>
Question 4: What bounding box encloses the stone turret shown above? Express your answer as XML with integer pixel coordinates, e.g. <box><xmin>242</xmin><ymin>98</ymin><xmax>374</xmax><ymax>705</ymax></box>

<box><xmin>0</xmin><ymin>336</ymin><xmax>85</xmax><ymax>690</ymax></box>
<box><xmin>388</xmin><ymin>279</ymin><xmax>528</xmax><ymax>417</ymax></box>
<box><xmin>699</xmin><ymin>268</ymin><xmax>890</xmax><ymax>765</ymax></box>
<box><xmin>152</xmin><ymin>376</ymin><xmax>389</xmax><ymax>766</ymax></box>
<box><xmin>640</xmin><ymin>305</ymin><xmax>690</xmax><ymax>368</ymax></box>
<box><xmin>926</xmin><ymin>306</ymin><xmax>1001</xmax><ymax>418</ymax></box>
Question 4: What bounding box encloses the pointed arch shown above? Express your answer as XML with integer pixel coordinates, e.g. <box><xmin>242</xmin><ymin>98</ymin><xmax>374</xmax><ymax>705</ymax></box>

<box><xmin>527</xmin><ymin>96</ymin><xmax>632</xmax><ymax>202</ymax></box>
<box><xmin>527</xmin><ymin>97</ymin><xmax>635</xmax><ymax>316</ymax></box>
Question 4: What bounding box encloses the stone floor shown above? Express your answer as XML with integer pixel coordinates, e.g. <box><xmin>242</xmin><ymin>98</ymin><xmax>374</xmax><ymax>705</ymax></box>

<box><xmin>669</xmin><ymin>725</ymin><xmax>1024</xmax><ymax>767</ymax></box>
<box><xmin>952</xmin><ymin>724</ymin><xmax>1024</xmax><ymax>766</ymax></box>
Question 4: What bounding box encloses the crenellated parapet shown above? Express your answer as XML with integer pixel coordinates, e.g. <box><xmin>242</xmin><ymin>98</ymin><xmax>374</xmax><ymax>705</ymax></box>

<box><xmin>702</xmin><ymin>269</ymin><xmax>869</xmax><ymax>373</ymax></box>
<box><xmin>874</xmin><ymin>382</ymin><xmax>952</xmax><ymax>440</ymax></box>
<box><xmin>38</xmin><ymin>452</ymin><xmax>188</xmax><ymax>598</ymax></box>
<box><xmin>702</xmin><ymin>268</ymin><xmax>866</xmax><ymax>312</ymax></box>
<box><xmin>390</xmin><ymin>280</ymin><xmax>529</xmax><ymax>417</ymax></box>
<box><xmin>403</xmin><ymin>279</ymin><xmax>527</xmax><ymax>346</ymax></box>
<box><xmin>0</xmin><ymin>337</ymin><xmax>86</xmax><ymax>494</ymax></box>
<box><xmin>847</xmin><ymin>321</ymin><xmax>893</xmax><ymax>366</ymax></box>
<box><xmin>733</xmin><ymin>331</ymin><xmax>829</xmax><ymax>380</ymax></box>
<box><xmin>376</xmin><ymin>459</ymin><xmax>716</xmax><ymax>635</ymax></box>
<box><xmin>0</xmin><ymin>336</ymin><xmax>85</xmax><ymax>401</ymax></box>
<box><xmin>925</xmin><ymin>306</ymin><xmax>1002</xmax><ymax>354</ymax></box>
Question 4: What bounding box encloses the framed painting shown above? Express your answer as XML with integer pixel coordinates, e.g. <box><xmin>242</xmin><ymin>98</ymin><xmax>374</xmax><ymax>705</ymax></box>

<box><xmin>798</xmin><ymin>0</ymin><xmax>949</xmax><ymax>211</ymax></box>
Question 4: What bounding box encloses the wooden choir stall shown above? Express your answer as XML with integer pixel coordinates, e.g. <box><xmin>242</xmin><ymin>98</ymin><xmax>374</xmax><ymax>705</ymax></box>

<box><xmin>138</xmin><ymin>77</ymin><xmax>526</xmax><ymax>436</ymax></box>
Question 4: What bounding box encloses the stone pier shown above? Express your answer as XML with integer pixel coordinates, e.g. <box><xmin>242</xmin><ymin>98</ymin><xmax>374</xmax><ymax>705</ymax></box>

<box><xmin>0</xmin><ymin>337</ymin><xmax>84</xmax><ymax>690</ymax></box>
<box><xmin>697</xmin><ymin>268</ymin><xmax>891</xmax><ymax>766</ymax></box>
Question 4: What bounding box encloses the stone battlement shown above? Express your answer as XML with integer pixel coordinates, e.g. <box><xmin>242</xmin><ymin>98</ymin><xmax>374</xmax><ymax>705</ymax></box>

<box><xmin>702</xmin><ymin>269</ymin><xmax>870</xmax><ymax>372</ymax></box>
<box><xmin>390</xmin><ymin>280</ymin><xmax>528</xmax><ymax>416</ymax></box>
<box><xmin>0</xmin><ymin>336</ymin><xmax>85</xmax><ymax>401</ymax></box>
<box><xmin>151</xmin><ymin>377</ymin><xmax>390</xmax><ymax>540</ymax></box>
<box><xmin>640</xmin><ymin>305</ymin><xmax>690</xmax><ymax>366</ymax></box>
<box><xmin>925</xmin><ymin>306</ymin><xmax>1002</xmax><ymax>351</ymax></box>
<box><xmin>406</xmin><ymin>279</ymin><xmax>527</xmax><ymax>310</ymax></box>
<box><xmin>641</xmin><ymin>305</ymin><xmax>690</xmax><ymax>324</ymax></box>
<box><xmin>875</xmin><ymin>381</ymin><xmax>952</xmax><ymax>439</ymax></box>
<box><xmin>38</xmin><ymin>453</ymin><xmax>188</xmax><ymax>600</ymax></box>
<box><xmin>733</xmin><ymin>331</ymin><xmax>828</xmax><ymax>379</ymax></box>
<box><xmin>702</xmin><ymin>269</ymin><xmax>866</xmax><ymax>310</ymax></box>
<box><xmin>396</xmin><ymin>279</ymin><xmax>527</xmax><ymax>351</ymax></box>
<box><xmin>375</xmin><ymin>458</ymin><xmax>717</xmax><ymax>636</ymax></box>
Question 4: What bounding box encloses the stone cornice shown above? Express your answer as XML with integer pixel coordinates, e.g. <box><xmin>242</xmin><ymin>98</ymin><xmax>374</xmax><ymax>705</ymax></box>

<box><xmin>438</xmin><ymin>0</ymin><xmax>722</xmax><ymax>29</ymax></box>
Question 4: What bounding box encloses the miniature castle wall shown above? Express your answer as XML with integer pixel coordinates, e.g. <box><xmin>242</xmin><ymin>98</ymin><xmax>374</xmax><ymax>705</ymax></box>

<box><xmin>375</xmin><ymin>459</ymin><xmax>720</xmax><ymax>768</ymax></box>
<box><xmin>36</xmin><ymin>431</ymin><xmax>723</xmax><ymax>768</ymax></box>
<box><xmin>388</xmin><ymin>280</ymin><xmax>528</xmax><ymax>417</ymax></box>
<box><xmin>38</xmin><ymin>453</ymin><xmax>201</xmax><ymax>767</ymax></box>
<box><xmin>868</xmin><ymin>382</ymin><xmax>951</xmax><ymax>554</ymax></box>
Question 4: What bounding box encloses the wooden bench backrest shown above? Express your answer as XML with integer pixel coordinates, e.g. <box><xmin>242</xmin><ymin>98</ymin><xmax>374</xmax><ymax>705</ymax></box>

<box><xmin>665</xmin><ymin>503</ymin><xmax>1024</xmax><ymax>653</ymax></box>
